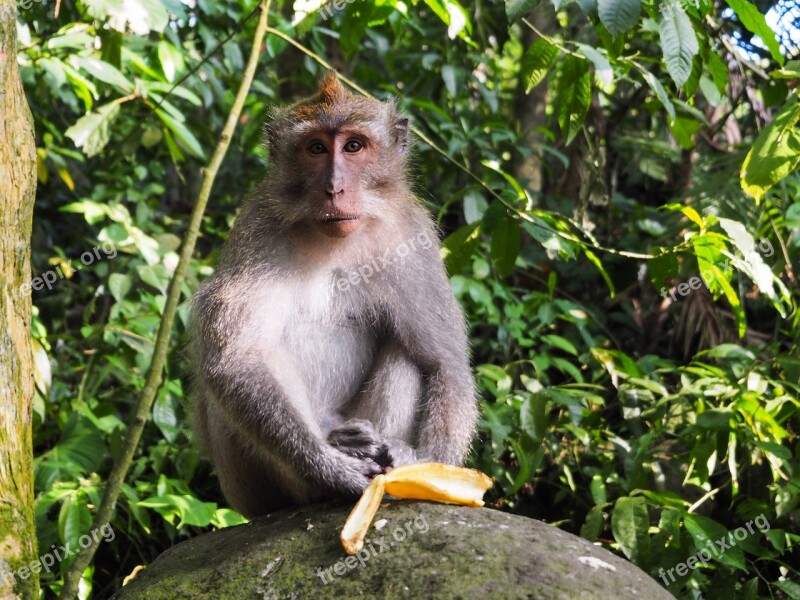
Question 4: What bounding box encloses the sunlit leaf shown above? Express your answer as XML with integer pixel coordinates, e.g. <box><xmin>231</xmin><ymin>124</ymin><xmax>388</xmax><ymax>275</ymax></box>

<box><xmin>659</xmin><ymin>3</ymin><xmax>699</xmax><ymax>87</ymax></box>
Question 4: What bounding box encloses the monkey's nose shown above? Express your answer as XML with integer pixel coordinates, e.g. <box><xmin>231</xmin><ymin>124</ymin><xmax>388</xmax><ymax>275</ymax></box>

<box><xmin>325</xmin><ymin>185</ymin><xmax>344</xmax><ymax>198</ymax></box>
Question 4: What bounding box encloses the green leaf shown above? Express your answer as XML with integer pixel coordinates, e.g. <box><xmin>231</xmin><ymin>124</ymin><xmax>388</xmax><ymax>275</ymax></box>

<box><xmin>575</xmin><ymin>43</ymin><xmax>613</xmax><ymax>89</ymax></box>
<box><xmin>696</xmin><ymin>408</ymin><xmax>735</xmax><ymax>430</ymax></box>
<box><xmin>659</xmin><ymin>3</ymin><xmax>699</xmax><ymax>88</ymax></box>
<box><xmin>505</xmin><ymin>0</ymin><xmax>541</xmax><ymax>21</ymax></box>
<box><xmin>65</xmin><ymin>101</ymin><xmax>120</xmax><ymax>157</ymax></box>
<box><xmin>670</xmin><ymin>115</ymin><xmax>701</xmax><ymax>148</ymax></box>
<box><xmin>556</xmin><ymin>56</ymin><xmax>591</xmax><ymax>144</ymax></box>
<box><xmin>541</xmin><ymin>334</ymin><xmax>578</xmax><ymax>355</ymax></box>
<box><xmin>158</xmin><ymin>40</ymin><xmax>182</xmax><ymax>82</ymax></box>
<box><xmin>707</xmin><ymin>51</ymin><xmax>729</xmax><ymax>95</ymax></box>
<box><xmin>155</xmin><ymin>108</ymin><xmax>206</xmax><ymax>160</ymax></box>
<box><xmin>35</xmin><ymin>414</ymin><xmax>105</xmax><ymax>490</ymax></box>
<box><xmin>58</xmin><ymin>495</ymin><xmax>92</xmax><ymax>549</ymax></box>
<box><xmin>611</xmin><ymin>496</ymin><xmax>651</xmax><ymax>568</ymax></box>
<box><xmin>583</xmin><ymin>248</ymin><xmax>615</xmax><ymax>295</ymax></box>
<box><xmin>154</xmin><ymin>389</ymin><xmax>180</xmax><ymax>443</ymax></box>
<box><xmin>74</xmin><ymin>56</ymin><xmax>133</xmax><ymax>90</ymax></box>
<box><xmin>491</xmin><ymin>215</ymin><xmax>521</xmax><ymax>277</ymax></box>
<box><xmin>442</xmin><ymin>65</ymin><xmax>457</xmax><ymax>97</ymax></box>
<box><xmin>442</xmin><ymin>222</ymin><xmax>481</xmax><ymax>274</ymax></box>
<box><xmin>598</xmin><ymin>0</ymin><xmax>641</xmax><ymax>35</ymax></box>
<box><xmin>725</xmin><ymin>0</ymin><xmax>784</xmax><ymax>65</ymax></box>
<box><xmin>423</xmin><ymin>0</ymin><xmax>471</xmax><ymax>39</ymax></box>
<box><xmin>139</xmin><ymin>494</ymin><xmax>217</xmax><ymax>527</ymax></box>
<box><xmin>772</xmin><ymin>60</ymin><xmax>800</xmax><ymax>79</ymax></box>
<box><xmin>581</xmin><ymin>504</ymin><xmax>606</xmax><ymax>541</ymax></box>
<box><xmin>741</xmin><ymin>100</ymin><xmax>800</xmax><ymax>201</ymax></box>
<box><xmin>340</xmin><ymin>3</ymin><xmax>371</xmax><ymax>58</ymax></box>
<box><xmin>637</xmin><ymin>64</ymin><xmax>675</xmax><ymax>121</ymax></box>
<box><xmin>718</xmin><ymin>217</ymin><xmax>781</xmax><ymax>307</ymax></box>
<box><xmin>108</xmin><ymin>273</ymin><xmax>131</xmax><ymax>303</ymax></box>
<box><xmin>684</xmin><ymin>514</ymin><xmax>747</xmax><ymax>570</ymax></box>
<box><xmin>521</xmin><ymin>39</ymin><xmax>559</xmax><ymax>92</ymax></box>
<box><xmin>521</xmin><ymin>393</ymin><xmax>547</xmax><ymax>443</ymax></box>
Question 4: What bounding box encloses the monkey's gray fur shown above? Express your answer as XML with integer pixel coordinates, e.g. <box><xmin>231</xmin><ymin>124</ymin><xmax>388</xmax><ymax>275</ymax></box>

<box><xmin>189</xmin><ymin>74</ymin><xmax>478</xmax><ymax>517</ymax></box>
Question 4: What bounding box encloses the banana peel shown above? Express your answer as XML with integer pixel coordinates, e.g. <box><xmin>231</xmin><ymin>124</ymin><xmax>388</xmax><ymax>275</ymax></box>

<box><xmin>340</xmin><ymin>463</ymin><xmax>493</xmax><ymax>554</ymax></box>
<box><xmin>340</xmin><ymin>474</ymin><xmax>386</xmax><ymax>555</ymax></box>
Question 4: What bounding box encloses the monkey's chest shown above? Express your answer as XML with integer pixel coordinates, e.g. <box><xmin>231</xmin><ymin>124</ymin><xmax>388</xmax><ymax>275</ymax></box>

<box><xmin>284</xmin><ymin>310</ymin><xmax>378</xmax><ymax>410</ymax></box>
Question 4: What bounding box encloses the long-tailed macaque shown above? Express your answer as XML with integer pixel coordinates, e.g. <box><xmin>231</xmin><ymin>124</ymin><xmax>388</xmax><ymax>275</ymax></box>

<box><xmin>189</xmin><ymin>73</ymin><xmax>478</xmax><ymax>518</ymax></box>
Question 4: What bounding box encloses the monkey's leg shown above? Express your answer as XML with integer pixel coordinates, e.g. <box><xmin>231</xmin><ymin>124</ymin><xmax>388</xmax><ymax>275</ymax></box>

<box><xmin>339</xmin><ymin>340</ymin><xmax>425</xmax><ymax>467</ymax></box>
<box><xmin>199</xmin><ymin>350</ymin><xmax>386</xmax><ymax>512</ymax></box>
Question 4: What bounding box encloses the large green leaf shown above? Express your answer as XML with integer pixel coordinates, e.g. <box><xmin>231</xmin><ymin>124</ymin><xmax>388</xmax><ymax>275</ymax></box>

<box><xmin>659</xmin><ymin>3</ymin><xmax>699</xmax><ymax>88</ymax></box>
<box><xmin>65</xmin><ymin>101</ymin><xmax>121</xmax><ymax>157</ymax></box>
<box><xmin>684</xmin><ymin>514</ymin><xmax>747</xmax><ymax>570</ymax></box>
<box><xmin>521</xmin><ymin>39</ymin><xmax>559</xmax><ymax>92</ymax></box>
<box><xmin>74</xmin><ymin>56</ymin><xmax>133</xmax><ymax>90</ymax></box>
<box><xmin>556</xmin><ymin>56</ymin><xmax>591</xmax><ymax>144</ymax></box>
<box><xmin>725</xmin><ymin>0</ymin><xmax>784</xmax><ymax>65</ymax></box>
<box><xmin>611</xmin><ymin>496</ymin><xmax>651</xmax><ymax>568</ymax></box>
<box><xmin>741</xmin><ymin>99</ymin><xmax>800</xmax><ymax>201</ymax></box>
<box><xmin>598</xmin><ymin>0</ymin><xmax>641</xmax><ymax>35</ymax></box>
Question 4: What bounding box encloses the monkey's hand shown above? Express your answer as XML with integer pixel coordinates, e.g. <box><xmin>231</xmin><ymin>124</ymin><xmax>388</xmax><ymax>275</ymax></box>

<box><xmin>327</xmin><ymin>419</ymin><xmax>392</xmax><ymax>468</ymax></box>
<box><xmin>383</xmin><ymin>438</ymin><xmax>421</xmax><ymax>469</ymax></box>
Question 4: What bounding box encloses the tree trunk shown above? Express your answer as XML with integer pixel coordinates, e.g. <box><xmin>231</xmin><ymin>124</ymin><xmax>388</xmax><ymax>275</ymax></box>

<box><xmin>0</xmin><ymin>2</ymin><xmax>39</xmax><ymax>598</ymax></box>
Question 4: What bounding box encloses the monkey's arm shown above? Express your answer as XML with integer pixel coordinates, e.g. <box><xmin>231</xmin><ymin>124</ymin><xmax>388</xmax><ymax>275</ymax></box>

<box><xmin>198</xmin><ymin>341</ymin><xmax>383</xmax><ymax>497</ymax></box>
<box><xmin>387</xmin><ymin>237</ymin><xmax>479</xmax><ymax>465</ymax></box>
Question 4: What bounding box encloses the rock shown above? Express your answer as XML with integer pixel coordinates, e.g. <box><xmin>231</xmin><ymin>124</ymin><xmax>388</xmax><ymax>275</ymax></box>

<box><xmin>112</xmin><ymin>501</ymin><xmax>673</xmax><ymax>599</ymax></box>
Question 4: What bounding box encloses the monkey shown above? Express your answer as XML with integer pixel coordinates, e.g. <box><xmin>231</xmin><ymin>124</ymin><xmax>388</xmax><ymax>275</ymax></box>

<box><xmin>189</xmin><ymin>72</ymin><xmax>478</xmax><ymax>518</ymax></box>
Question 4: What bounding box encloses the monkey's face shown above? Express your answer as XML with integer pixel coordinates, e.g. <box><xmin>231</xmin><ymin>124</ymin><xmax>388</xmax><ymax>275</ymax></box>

<box><xmin>296</xmin><ymin>128</ymin><xmax>373</xmax><ymax>239</ymax></box>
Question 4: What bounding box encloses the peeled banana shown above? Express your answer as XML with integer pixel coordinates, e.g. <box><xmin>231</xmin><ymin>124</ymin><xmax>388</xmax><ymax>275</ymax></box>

<box><xmin>340</xmin><ymin>463</ymin><xmax>493</xmax><ymax>554</ymax></box>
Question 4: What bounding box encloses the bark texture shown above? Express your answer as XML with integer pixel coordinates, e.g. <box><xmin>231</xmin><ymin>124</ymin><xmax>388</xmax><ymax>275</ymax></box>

<box><xmin>0</xmin><ymin>2</ymin><xmax>39</xmax><ymax>598</ymax></box>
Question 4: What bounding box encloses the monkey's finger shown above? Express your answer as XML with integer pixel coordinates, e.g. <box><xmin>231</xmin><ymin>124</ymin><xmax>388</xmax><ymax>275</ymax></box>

<box><xmin>340</xmin><ymin>474</ymin><xmax>386</xmax><ymax>555</ymax></box>
<box><xmin>383</xmin><ymin>463</ymin><xmax>493</xmax><ymax>507</ymax></box>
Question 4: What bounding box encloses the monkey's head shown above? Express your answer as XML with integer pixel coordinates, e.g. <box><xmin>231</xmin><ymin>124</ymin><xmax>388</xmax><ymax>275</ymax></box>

<box><xmin>265</xmin><ymin>72</ymin><xmax>410</xmax><ymax>239</ymax></box>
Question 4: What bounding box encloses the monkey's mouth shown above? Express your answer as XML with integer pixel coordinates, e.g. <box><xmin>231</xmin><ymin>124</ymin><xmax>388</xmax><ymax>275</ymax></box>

<box><xmin>315</xmin><ymin>213</ymin><xmax>362</xmax><ymax>238</ymax></box>
<box><xmin>317</xmin><ymin>213</ymin><xmax>360</xmax><ymax>224</ymax></box>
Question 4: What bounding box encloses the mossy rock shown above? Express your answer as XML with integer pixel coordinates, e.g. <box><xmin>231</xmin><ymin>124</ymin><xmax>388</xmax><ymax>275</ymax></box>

<box><xmin>113</xmin><ymin>501</ymin><xmax>673</xmax><ymax>599</ymax></box>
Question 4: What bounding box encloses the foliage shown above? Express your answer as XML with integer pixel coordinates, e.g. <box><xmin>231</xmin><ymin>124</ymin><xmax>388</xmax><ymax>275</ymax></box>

<box><xmin>13</xmin><ymin>0</ymin><xmax>800</xmax><ymax>597</ymax></box>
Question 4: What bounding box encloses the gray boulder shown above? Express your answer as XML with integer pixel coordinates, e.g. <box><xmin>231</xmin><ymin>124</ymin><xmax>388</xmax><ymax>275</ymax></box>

<box><xmin>113</xmin><ymin>501</ymin><xmax>673</xmax><ymax>599</ymax></box>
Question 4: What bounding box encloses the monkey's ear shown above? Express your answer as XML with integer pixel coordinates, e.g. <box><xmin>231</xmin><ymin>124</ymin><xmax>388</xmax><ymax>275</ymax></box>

<box><xmin>395</xmin><ymin>117</ymin><xmax>409</xmax><ymax>154</ymax></box>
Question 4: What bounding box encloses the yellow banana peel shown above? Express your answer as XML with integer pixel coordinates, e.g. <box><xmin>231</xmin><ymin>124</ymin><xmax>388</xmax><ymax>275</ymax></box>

<box><xmin>340</xmin><ymin>474</ymin><xmax>386</xmax><ymax>555</ymax></box>
<box><xmin>340</xmin><ymin>463</ymin><xmax>493</xmax><ymax>554</ymax></box>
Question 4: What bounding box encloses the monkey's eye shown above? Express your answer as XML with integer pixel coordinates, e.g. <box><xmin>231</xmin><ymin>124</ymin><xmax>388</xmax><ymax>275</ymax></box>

<box><xmin>343</xmin><ymin>139</ymin><xmax>363</xmax><ymax>153</ymax></box>
<box><xmin>308</xmin><ymin>141</ymin><xmax>327</xmax><ymax>155</ymax></box>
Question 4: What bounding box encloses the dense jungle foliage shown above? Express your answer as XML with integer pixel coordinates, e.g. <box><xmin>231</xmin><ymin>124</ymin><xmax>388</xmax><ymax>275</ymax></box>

<box><xmin>7</xmin><ymin>0</ymin><xmax>800</xmax><ymax>597</ymax></box>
